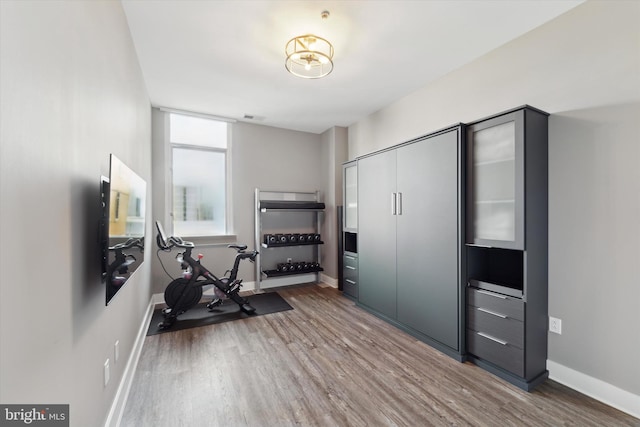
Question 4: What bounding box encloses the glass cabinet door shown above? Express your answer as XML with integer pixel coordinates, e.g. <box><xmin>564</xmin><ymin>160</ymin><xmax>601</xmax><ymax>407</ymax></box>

<box><xmin>467</xmin><ymin>110</ymin><xmax>524</xmax><ymax>249</ymax></box>
<box><xmin>344</xmin><ymin>162</ymin><xmax>358</xmax><ymax>231</ymax></box>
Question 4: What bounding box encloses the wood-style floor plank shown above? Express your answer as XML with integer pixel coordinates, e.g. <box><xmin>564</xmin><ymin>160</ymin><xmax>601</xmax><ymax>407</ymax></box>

<box><xmin>121</xmin><ymin>284</ymin><xmax>639</xmax><ymax>427</ymax></box>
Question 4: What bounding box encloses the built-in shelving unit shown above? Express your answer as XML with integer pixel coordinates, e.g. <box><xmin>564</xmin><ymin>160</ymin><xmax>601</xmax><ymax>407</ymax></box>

<box><xmin>465</xmin><ymin>105</ymin><xmax>549</xmax><ymax>391</ymax></box>
<box><xmin>342</xmin><ymin>161</ymin><xmax>358</xmax><ymax>299</ymax></box>
<box><xmin>254</xmin><ymin>189</ymin><xmax>324</xmax><ymax>291</ymax></box>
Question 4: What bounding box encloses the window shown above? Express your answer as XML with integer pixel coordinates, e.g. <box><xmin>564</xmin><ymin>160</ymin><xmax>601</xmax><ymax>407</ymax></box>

<box><xmin>169</xmin><ymin>112</ymin><xmax>229</xmax><ymax>236</ymax></box>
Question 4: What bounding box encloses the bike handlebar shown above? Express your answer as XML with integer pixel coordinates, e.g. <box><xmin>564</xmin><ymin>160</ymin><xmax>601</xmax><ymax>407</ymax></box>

<box><xmin>168</xmin><ymin>236</ymin><xmax>195</xmax><ymax>249</ymax></box>
<box><xmin>156</xmin><ymin>229</ymin><xmax>257</xmax><ymax>260</ymax></box>
<box><xmin>109</xmin><ymin>237</ymin><xmax>144</xmax><ymax>251</ymax></box>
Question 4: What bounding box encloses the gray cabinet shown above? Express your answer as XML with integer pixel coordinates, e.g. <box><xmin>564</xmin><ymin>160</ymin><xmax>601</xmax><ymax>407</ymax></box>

<box><xmin>358</xmin><ymin>126</ymin><xmax>464</xmax><ymax>357</ymax></box>
<box><xmin>465</xmin><ymin>106</ymin><xmax>549</xmax><ymax>391</ymax></box>
<box><xmin>342</xmin><ymin>161</ymin><xmax>359</xmax><ymax>299</ymax></box>
<box><xmin>343</xmin><ymin>253</ymin><xmax>358</xmax><ymax>298</ymax></box>
<box><xmin>467</xmin><ymin>287</ymin><xmax>525</xmax><ymax>376</ymax></box>
<box><xmin>396</xmin><ymin>130</ymin><xmax>461</xmax><ymax>350</ymax></box>
<box><xmin>343</xmin><ymin>161</ymin><xmax>358</xmax><ymax>233</ymax></box>
<box><xmin>358</xmin><ymin>149</ymin><xmax>397</xmax><ymax>319</ymax></box>
<box><xmin>467</xmin><ymin>109</ymin><xmax>525</xmax><ymax>250</ymax></box>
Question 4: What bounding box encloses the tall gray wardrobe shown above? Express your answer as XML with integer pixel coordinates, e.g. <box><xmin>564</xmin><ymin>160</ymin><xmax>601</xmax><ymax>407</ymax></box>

<box><xmin>350</xmin><ymin>106</ymin><xmax>549</xmax><ymax>391</ymax></box>
<box><xmin>358</xmin><ymin>125</ymin><xmax>464</xmax><ymax>359</ymax></box>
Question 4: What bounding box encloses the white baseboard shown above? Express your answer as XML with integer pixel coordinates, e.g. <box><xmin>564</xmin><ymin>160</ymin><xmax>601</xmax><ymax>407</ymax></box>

<box><xmin>547</xmin><ymin>360</ymin><xmax>640</xmax><ymax>419</ymax></box>
<box><xmin>151</xmin><ymin>292</ymin><xmax>164</xmax><ymax>305</ymax></box>
<box><xmin>319</xmin><ymin>273</ymin><xmax>338</xmax><ymax>288</ymax></box>
<box><xmin>104</xmin><ymin>297</ymin><xmax>156</xmax><ymax>427</ymax></box>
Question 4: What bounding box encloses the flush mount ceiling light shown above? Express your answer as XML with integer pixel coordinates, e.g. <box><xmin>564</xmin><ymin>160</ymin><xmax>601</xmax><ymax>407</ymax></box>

<box><xmin>285</xmin><ymin>11</ymin><xmax>334</xmax><ymax>79</ymax></box>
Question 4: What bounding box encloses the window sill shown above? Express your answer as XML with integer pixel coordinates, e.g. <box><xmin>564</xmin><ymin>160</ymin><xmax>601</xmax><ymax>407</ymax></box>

<box><xmin>178</xmin><ymin>234</ymin><xmax>238</xmax><ymax>247</ymax></box>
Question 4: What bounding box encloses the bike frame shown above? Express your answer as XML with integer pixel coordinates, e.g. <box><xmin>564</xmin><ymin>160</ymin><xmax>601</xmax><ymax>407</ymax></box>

<box><xmin>178</xmin><ymin>245</ymin><xmax>255</xmax><ymax>293</ymax></box>
<box><xmin>155</xmin><ymin>220</ymin><xmax>258</xmax><ymax>327</ymax></box>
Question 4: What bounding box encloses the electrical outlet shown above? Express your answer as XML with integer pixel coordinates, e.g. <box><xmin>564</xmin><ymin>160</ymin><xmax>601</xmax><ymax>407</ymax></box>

<box><xmin>549</xmin><ymin>316</ymin><xmax>562</xmax><ymax>334</ymax></box>
<box><xmin>114</xmin><ymin>340</ymin><xmax>120</xmax><ymax>363</ymax></box>
<box><xmin>104</xmin><ymin>359</ymin><xmax>110</xmax><ymax>387</ymax></box>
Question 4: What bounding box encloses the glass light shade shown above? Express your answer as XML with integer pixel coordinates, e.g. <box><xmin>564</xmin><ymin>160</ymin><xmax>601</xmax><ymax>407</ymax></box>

<box><xmin>285</xmin><ymin>34</ymin><xmax>334</xmax><ymax>79</ymax></box>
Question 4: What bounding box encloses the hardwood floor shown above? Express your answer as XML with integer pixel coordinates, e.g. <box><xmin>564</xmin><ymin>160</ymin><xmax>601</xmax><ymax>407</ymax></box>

<box><xmin>121</xmin><ymin>284</ymin><xmax>638</xmax><ymax>427</ymax></box>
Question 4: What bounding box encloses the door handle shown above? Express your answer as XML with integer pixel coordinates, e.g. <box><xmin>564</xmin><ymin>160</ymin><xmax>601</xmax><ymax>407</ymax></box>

<box><xmin>391</xmin><ymin>193</ymin><xmax>397</xmax><ymax>215</ymax></box>
<box><xmin>397</xmin><ymin>192</ymin><xmax>402</xmax><ymax>215</ymax></box>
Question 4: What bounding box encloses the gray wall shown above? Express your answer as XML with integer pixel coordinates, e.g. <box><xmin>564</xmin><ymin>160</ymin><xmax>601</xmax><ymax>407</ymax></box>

<box><xmin>320</xmin><ymin>126</ymin><xmax>349</xmax><ymax>281</ymax></box>
<box><xmin>0</xmin><ymin>1</ymin><xmax>152</xmax><ymax>426</ymax></box>
<box><xmin>349</xmin><ymin>1</ymin><xmax>640</xmax><ymax>396</ymax></box>
<box><xmin>150</xmin><ymin>115</ymin><xmax>326</xmax><ymax>293</ymax></box>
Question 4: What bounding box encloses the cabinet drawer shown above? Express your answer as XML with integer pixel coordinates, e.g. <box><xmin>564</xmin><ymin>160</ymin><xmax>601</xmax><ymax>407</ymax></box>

<box><xmin>344</xmin><ymin>266</ymin><xmax>358</xmax><ymax>283</ymax></box>
<box><xmin>467</xmin><ymin>329</ymin><xmax>524</xmax><ymax>377</ymax></box>
<box><xmin>467</xmin><ymin>306</ymin><xmax>524</xmax><ymax>349</ymax></box>
<box><xmin>344</xmin><ymin>255</ymin><xmax>358</xmax><ymax>280</ymax></box>
<box><xmin>467</xmin><ymin>287</ymin><xmax>524</xmax><ymax>321</ymax></box>
<box><xmin>344</xmin><ymin>254</ymin><xmax>358</xmax><ymax>269</ymax></box>
<box><xmin>343</xmin><ymin>278</ymin><xmax>358</xmax><ymax>298</ymax></box>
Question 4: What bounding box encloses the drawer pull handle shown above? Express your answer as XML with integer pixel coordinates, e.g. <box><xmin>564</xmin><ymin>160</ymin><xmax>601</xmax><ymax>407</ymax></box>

<box><xmin>345</xmin><ymin>256</ymin><xmax>356</xmax><ymax>260</ymax></box>
<box><xmin>345</xmin><ymin>279</ymin><xmax>356</xmax><ymax>285</ymax></box>
<box><xmin>477</xmin><ymin>332</ymin><xmax>508</xmax><ymax>346</ymax></box>
<box><xmin>345</xmin><ymin>265</ymin><xmax>356</xmax><ymax>270</ymax></box>
<box><xmin>476</xmin><ymin>289</ymin><xmax>507</xmax><ymax>299</ymax></box>
<box><xmin>477</xmin><ymin>308</ymin><xmax>507</xmax><ymax>319</ymax></box>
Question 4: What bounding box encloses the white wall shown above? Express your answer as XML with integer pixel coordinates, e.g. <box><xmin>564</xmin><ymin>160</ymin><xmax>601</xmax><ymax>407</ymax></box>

<box><xmin>0</xmin><ymin>2</ymin><xmax>152</xmax><ymax>426</ymax></box>
<box><xmin>348</xmin><ymin>0</ymin><xmax>640</xmax><ymax>409</ymax></box>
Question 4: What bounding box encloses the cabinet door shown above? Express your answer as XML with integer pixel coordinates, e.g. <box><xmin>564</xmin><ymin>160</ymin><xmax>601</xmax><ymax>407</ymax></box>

<box><xmin>343</xmin><ymin>162</ymin><xmax>358</xmax><ymax>232</ymax></box>
<box><xmin>396</xmin><ymin>130</ymin><xmax>460</xmax><ymax>350</ymax></box>
<box><xmin>358</xmin><ymin>150</ymin><xmax>397</xmax><ymax>319</ymax></box>
<box><xmin>467</xmin><ymin>110</ymin><xmax>524</xmax><ymax>249</ymax></box>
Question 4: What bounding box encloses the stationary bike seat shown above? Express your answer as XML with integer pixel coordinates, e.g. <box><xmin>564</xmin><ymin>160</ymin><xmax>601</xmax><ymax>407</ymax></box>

<box><xmin>228</xmin><ymin>244</ymin><xmax>247</xmax><ymax>251</ymax></box>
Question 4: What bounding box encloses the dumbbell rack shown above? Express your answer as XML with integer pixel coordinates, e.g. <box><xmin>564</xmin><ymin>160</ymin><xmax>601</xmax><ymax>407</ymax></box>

<box><xmin>254</xmin><ymin>189</ymin><xmax>325</xmax><ymax>291</ymax></box>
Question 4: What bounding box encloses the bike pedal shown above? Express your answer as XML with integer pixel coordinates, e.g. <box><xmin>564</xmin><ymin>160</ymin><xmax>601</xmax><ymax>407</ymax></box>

<box><xmin>207</xmin><ymin>299</ymin><xmax>223</xmax><ymax>310</ymax></box>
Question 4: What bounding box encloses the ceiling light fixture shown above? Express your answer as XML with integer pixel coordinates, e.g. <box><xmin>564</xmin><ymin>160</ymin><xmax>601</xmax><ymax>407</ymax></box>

<box><xmin>285</xmin><ymin>11</ymin><xmax>334</xmax><ymax>79</ymax></box>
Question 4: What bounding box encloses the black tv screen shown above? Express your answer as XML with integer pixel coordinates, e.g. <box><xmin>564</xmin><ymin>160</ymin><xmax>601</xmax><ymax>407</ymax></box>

<box><xmin>102</xmin><ymin>154</ymin><xmax>146</xmax><ymax>305</ymax></box>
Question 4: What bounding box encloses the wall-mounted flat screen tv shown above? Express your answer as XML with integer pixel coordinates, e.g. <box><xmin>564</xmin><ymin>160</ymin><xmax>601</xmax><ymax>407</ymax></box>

<box><xmin>101</xmin><ymin>154</ymin><xmax>146</xmax><ymax>305</ymax></box>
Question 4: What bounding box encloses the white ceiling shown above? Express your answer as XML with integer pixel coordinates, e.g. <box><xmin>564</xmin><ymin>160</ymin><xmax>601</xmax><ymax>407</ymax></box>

<box><xmin>121</xmin><ymin>0</ymin><xmax>583</xmax><ymax>134</ymax></box>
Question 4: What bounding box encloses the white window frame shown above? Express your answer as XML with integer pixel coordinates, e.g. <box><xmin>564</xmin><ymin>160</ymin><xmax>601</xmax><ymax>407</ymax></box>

<box><xmin>162</xmin><ymin>108</ymin><xmax>236</xmax><ymax>243</ymax></box>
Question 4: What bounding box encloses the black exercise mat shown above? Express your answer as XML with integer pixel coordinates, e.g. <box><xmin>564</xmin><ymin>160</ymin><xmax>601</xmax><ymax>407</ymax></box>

<box><xmin>147</xmin><ymin>292</ymin><xmax>293</xmax><ymax>336</ymax></box>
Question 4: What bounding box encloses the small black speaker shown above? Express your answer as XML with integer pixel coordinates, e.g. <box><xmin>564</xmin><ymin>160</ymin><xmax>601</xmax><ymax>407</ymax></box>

<box><xmin>276</xmin><ymin>234</ymin><xmax>287</xmax><ymax>244</ymax></box>
<box><xmin>264</xmin><ymin>234</ymin><xmax>277</xmax><ymax>245</ymax></box>
<box><xmin>306</xmin><ymin>234</ymin><xmax>314</xmax><ymax>242</ymax></box>
<box><xmin>298</xmin><ymin>233</ymin><xmax>307</xmax><ymax>242</ymax></box>
<box><xmin>313</xmin><ymin>233</ymin><xmax>321</xmax><ymax>242</ymax></box>
<box><xmin>289</xmin><ymin>233</ymin><xmax>299</xmax><ymax>243</ymax></box>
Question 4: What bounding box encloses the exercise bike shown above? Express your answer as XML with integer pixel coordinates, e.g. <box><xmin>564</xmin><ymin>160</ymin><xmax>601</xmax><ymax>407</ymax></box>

<box><xmin>155</xmin><ymin>221</ymin><xmax>258</xmax><ymax>329</ymax></box>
